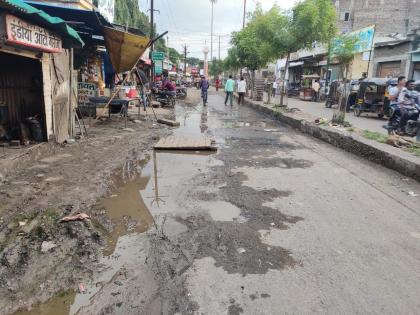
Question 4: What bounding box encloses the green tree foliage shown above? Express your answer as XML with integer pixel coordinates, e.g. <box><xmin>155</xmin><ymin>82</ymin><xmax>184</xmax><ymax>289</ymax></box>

<box><xmin>186</xmin><ymin>57</ymin><xmax>201</xmax><ymax>67</ymax></box>
<box><xmin>168</xmin><ymin>47</ymin><xmax>182</xmax><ymax>65</ymax></box>
<box><xmin>223</xmin><ymin>47</ymin><xmax>240</xmax><ymax>72</ymax></box>
<box><xmin>113</xmin><ymin>0</ymin><xmax>181</xmax><ymax>64</ymax></box>
<box><xmin>114</xmin><ymin>0</ymin><xmax>150</xmax><ymax>33</ymax></box>
<box><xmin>331</xmin><ymin>34</ymin><xmax>360</xmax><ymax>124</ymax></box>
<box><xmin>209</xmin><ymin>59</ymin><xmax>223</xmax><ymax>77</ymax></box>
<box><xmin>245</xmin><ymin>0</ymin><xmax>336</xmax><ymax>105</ymax></box>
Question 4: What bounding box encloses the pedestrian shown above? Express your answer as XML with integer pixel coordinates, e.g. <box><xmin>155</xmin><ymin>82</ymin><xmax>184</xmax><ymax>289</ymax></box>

<box><xmin>238</xmin><ymin>77</ymin><xmax>246</xmax><ymax>105</ymax></box>
<box><xmin>312</xmin><ymin>79</ymin><xmax>320</xmax><ymax>102</ymax></box>
<box><xmin>272</xmin><ymin>80</ymin><xmax>278</xmax><ymax>97</ymax></box>
<box><xmin>225</xmin><ymin>75</ymin><xmax>235</xmax><ymax>106</ymax></box>
<box><xmin>215</xmin><ymin>78</ymin><xmax>220</xmax><ymax>92</ymax></box>
<box><xmin>199</xmin><ymin>76</ymin><xmax>210</xmax><ymax>104</ymax></box>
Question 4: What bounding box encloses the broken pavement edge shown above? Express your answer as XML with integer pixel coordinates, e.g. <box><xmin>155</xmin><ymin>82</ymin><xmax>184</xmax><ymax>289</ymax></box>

<box><xmin>237</xmin><ymin>95</ymin><xmax>420</xmax><ymax>183</ymax></box>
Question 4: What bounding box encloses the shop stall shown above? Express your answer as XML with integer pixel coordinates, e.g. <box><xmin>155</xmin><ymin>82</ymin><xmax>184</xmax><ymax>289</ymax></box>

<box><xmin>0</xmin><ymin>0</ymin><xmax>83</xmax><ymax>145</ymax></box>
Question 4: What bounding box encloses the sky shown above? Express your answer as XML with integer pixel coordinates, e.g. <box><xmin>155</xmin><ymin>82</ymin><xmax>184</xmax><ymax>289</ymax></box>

<box><xmin>139</xmin><ymin>0</ymin><xmax>296</xmax><ymax>60</ymax></box>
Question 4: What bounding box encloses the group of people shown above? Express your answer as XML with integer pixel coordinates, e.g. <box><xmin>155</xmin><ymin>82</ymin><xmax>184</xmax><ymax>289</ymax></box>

<box><xmin>388</xmin><ymin>76</ymin><xmax>420</xmax><ymax>133</ymax></box>
<box><xmin>198</xmin><ymin>75</ymin><xmax>247</xmax><ymax>106</ymax></box>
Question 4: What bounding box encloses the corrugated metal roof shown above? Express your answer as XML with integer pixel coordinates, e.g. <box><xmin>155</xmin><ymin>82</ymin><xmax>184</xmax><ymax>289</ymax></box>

<box><xmin>0</xmin><ymin>0</ymin><xmax>84</xmax><ymax>47</ymax></box>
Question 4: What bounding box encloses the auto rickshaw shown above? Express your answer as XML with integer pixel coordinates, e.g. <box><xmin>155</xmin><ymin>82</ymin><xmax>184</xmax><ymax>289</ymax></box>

<box><xmin>353</xmin><ymin>78</ymin><xmax>392</xmax><ymax>118</ymax></box>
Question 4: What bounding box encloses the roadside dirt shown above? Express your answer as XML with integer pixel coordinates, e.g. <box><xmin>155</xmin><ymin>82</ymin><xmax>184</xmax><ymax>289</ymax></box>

<box><xmin>0</xmin><ymin>98</ymin><xmax>188</xmax><ymax>314</ymax></box>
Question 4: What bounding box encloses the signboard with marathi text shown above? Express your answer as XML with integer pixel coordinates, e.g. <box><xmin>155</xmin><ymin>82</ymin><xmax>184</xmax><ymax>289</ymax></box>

<box><xmin>77</xmin><ymin>82</ymin><xmax>97</xmax><ymax>104</ymax></box>
<box><xmin>3</xmin><ymin>14</ymin><xmax>63</xmax><ymax>53</ymax></box>
<box><xmin>152</xmin><ymin>51</ymin><xmax>165</xmax><ymax>61</ymax></box>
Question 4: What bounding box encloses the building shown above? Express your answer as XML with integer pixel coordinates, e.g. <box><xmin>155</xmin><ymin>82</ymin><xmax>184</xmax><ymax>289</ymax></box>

<box><xmin>333</xmin><ymin>0</ymin><xmax>420</xmax><ymax>36</ymax></box>
<box><xmin>0</xmin><ymin>0</ymin><xmax>84</xmax><ymax>144</ymax></box>
<box><xmin>333</xmin><ymin>0</ymin><xmax>420</xmax><ymax>78</ymax></box>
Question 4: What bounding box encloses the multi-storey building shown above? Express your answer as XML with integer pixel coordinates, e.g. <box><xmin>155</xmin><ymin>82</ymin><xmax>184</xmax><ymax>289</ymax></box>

<box><xmin>333</xmin><ymin>0</ymin><xmax>420</xmax><ymax>79</ymax></box>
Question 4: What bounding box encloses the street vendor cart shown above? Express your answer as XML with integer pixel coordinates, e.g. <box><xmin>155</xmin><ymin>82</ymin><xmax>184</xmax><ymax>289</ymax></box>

<box><xmin>299</xmin><ymin>75</ymin><xmax>320</xmax><ymax>101</ymax></box>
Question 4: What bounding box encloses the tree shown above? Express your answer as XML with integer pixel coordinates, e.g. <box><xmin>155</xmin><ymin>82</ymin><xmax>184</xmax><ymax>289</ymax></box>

<box><xmin>330</xmin><ymin>34</ymin><xmax>360</xmax><ymax>124</ymax></box>
<box><xmin>186</xmin><ymin>57</ymin><xmax>201</xmax><ymax>67</ymax></box>
<box><xmin>254</xmin><ymin>0</ymin><xmax>336</xmax><ymax>106</ymax></box>
<box><xmin>229</xmin><ymin>4</ymin><xmax>271</xmax><ymax>98</ymax></box>
<box><xmin>209</xmin><ymin>59</ymin><xmax>223</xmax><ymax>77</ymax></box>
<box><xmin>114</xmin><ymin>0</ymin><xmax>180</xmax><ymax>64</ymax></box>
<box><xmin>168</xmin><ymin>47</ymin><xmax>182</xmax><ymax>65</ymax></box>
<box><xmin>114</xmin><ymin>0</ymin><xmax>150</xmax><ymax>33</ymax></box>
<box><xmin>223</xmin><ymin>47</ymin><xmax>240</xmax><ymax>73</ymax></box>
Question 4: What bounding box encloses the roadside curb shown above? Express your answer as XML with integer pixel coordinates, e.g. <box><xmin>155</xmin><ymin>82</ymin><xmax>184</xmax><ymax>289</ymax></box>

<box><xmin>238</xmin><ymin>95</ymin><xmax>420</xmax><ymax>182</ymax></box>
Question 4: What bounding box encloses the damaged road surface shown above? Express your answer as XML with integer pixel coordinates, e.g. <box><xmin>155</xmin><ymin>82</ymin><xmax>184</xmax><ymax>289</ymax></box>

<box><xmin>4</xmin><ymin>90</ymin><xmax>420</xmax><ymax>314</ymax></box>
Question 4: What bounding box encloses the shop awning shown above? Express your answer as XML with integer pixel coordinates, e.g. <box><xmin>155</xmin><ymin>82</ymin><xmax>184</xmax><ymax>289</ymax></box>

<box><xmin>0</xmin><ymin>0</ymin><xmax>84</xmax><ymax>47</ymax></box>
<box><xmin>25</xmin><ymin>1</ymin><xmax>111</xmax><ymax>46</ymax></box>
<box><xmin>103</xmin><ymin>26</ymin><xmax>150</xmax><ymax>73</ymax></box>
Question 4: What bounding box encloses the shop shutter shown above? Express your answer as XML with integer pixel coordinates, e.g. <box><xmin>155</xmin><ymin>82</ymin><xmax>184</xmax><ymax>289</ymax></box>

<box><xmin>378</xmin><ymin>61</ymin><xmax>402</xmax><ymax>78</ymax></box>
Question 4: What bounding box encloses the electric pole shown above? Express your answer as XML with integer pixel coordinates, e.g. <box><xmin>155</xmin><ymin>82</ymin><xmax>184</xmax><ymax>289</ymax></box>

<box><xmin>150</xmin><ymin>0</ymin><xmax>154</xmax><ymax>51</ymax></box>
<box><xmin>243</xmin><ymin>0</ymin><xmax>247</xmax><ymax>29</ymax></box>
<box><xmin>210</xmin><ymin>1</ymin><xmax>214</xmax><ymax>62</ymax></box>
<box><xmin>184</xmin><ymin>44</ymin><xmax>188</xmax><ymax>75</ymax></box>
<box><xmin>218</xmin><ymin>35</ymin><xmax>221</xmax><ymax>61</ymax></box>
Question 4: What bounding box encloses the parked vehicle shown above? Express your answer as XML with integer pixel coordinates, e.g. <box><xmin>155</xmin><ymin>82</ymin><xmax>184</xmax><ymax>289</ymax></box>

<box><xmin>287</xmin><ymin>82</ymin><xmax>300</xmax><ymax>97</ymax></box>
<box><xmin>353</xmin><ymin>78</ymin><xmax>392</xmax><ymax>118</ymax></box>
<box><xmin>176</xmin><ymin>83</ymin><xmax>187</xmax><ymax>99</ymax></box>
<box><xmin>152</xmin><ymin>88</ymin><xmax>176</xmax><ymax>107</ymax></box>
<box><xmin>325</xmin><ymin>80</ymin><xmax>359</xmax><ymax>109</ymax></box>
<box><xmin>325</xmin><ymin>80</ymin><xmax>340</xmax><ymax>108</ymax></box>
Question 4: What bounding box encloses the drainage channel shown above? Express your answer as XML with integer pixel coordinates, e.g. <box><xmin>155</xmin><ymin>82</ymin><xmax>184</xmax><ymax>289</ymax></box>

<box><xmin>13</xmin><ymin>102</ymin><xmax>218</xmax><ymax>315</ymax></box>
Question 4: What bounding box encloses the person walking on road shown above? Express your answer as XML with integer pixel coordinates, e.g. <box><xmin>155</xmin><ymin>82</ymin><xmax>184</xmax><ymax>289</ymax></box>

<box><xmin>238</xmin><ymin>77</ymin><xmax>246</xmax><ymax>105</ymax></box>
<box><xmin>312</xmin><ymin>80</ymin><xmax>320</xmax><ymax>102</ymax></box>
<box><xmin>199</xmin><ymin>76</ymin><xmax>210</xmax><ymax>105</ymax></box>
<box><xmin>215</xmin><ymin>78</ymin><xmax>220</xmax><ymax>92</ymax></box>
<box><xmin>225</xmin><ymin>75</ymin><xmax>235</xmax><ymax>106</ymax></box>
<box><xmin>272</xmin><ymin>80</ymin><xmax>278</xmax><ymax>97</ymax></box>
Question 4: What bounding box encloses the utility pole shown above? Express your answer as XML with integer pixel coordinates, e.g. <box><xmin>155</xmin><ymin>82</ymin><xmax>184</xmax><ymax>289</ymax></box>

<box><xmin>218</xmin><ymin>35</ymin><xmax>221</xmax><ymax>61</ymax></box>
<box><xmin>150</xmin><ymin>0</ymin><xmax>154</xmax><ymax>51</ymax></box>
<box><xmin>210</xmin><ymin>1</ymin><xmax>214</xmax><ymax>62</ymax></box>
<box><xmin>183</xmin><ymin>44</ymin><xmax>188</xmax><ymax>75</ymax></box>
<box><xmin>243</xmin><ymin>0</ymin><xmax>247</xmax><ymax>29</ymax></box>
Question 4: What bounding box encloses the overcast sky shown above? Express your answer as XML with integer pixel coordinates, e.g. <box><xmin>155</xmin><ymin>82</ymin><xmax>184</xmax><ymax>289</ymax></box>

<box><xmin>139</xmin><ymin>0</ymin><xmax>296</xmax><ymax>60</ymax></box>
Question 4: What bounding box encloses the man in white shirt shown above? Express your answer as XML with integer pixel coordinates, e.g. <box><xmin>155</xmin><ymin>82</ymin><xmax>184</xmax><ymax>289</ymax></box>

<box><xmin>312</xmin><ymin>80</ymin><xmax>321</xmax><ymax>102</ymax></box>
<box><xmin>237</xmin><ymin>77</ymin><xmax>247</xmax><ymax>105</ymax></box>
<box><xmin>272</xmin><ymin>80</ymin><xmax>278</xmax><ymax>97</ymax></box>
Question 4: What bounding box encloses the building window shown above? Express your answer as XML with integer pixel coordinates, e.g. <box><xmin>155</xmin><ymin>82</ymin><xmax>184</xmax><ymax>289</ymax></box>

<box><xmin>344</xmin><ymin>12</ymin><xmax>350</xmax><ymax>21</ymax></box>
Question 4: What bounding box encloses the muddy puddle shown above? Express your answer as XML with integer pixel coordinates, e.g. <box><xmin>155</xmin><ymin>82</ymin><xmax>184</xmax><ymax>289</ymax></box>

<box><xmin>13</xmin><ymin>102</ymin><xmax>219</xmax><ymax>315</ymax></box>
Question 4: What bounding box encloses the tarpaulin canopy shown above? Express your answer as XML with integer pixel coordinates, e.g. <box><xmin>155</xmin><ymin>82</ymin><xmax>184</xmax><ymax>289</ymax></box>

<box><xmin>0</xmin><ymin>0</ymin><xmax>84</xmax><ymax>47</ymax></box>
<box><xmin>25</xmin><ymin>1</ymin><xmax>111</xmax><ymax>46</ymax></box>
<box><xmin>103</xmin><ymin>26</ymin><xmax>150</xmax><ymax>73</ymax></box>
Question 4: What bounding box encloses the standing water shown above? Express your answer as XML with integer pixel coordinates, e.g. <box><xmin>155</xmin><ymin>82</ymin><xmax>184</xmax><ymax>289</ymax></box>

<box><xmin>13</xmin><ymin>100</ymin><xmax>219</xmax><ymax>315</ymax></box>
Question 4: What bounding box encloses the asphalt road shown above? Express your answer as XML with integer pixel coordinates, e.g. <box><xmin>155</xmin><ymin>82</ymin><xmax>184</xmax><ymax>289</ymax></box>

<box><xmin>167</xmin><ymin>91</ymin><xmax>420</xmax><ymax>314</ymax></box>
<box><xmin>39</xmin><ymin>90</ymin><xmax>420</xmax><ymax>315</ymax></box>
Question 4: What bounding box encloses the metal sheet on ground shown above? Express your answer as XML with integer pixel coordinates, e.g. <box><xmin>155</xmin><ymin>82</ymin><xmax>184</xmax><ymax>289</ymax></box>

<box><xmin>154</xmin><ymin>136</ymin><xmax>216</xmax><ymax>150</ymax></box>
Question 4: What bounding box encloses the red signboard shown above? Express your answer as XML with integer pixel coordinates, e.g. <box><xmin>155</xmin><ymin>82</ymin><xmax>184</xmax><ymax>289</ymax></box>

<box><xmin>4</xmin><ymin>14</ymin><xmax>63</xmax><ymax>53</ymax></box>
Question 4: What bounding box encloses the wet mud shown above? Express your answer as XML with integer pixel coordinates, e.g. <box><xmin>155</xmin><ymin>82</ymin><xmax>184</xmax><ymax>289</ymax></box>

<box><xmin>3</xmin><ymin>90</ymin><xmax>309</xmax><ymax>314</ymax></box>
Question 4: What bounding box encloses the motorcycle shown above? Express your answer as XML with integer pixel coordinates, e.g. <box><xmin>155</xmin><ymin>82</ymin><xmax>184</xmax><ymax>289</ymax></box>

<box><xmin>384</xmin><ymin>102</ymin><xmax>420</xmax><ymax>141</ymax></box>
<box><xmin>176</xmin><ymin>85</ymin><xmax>187</xmax><ymax>100</ymax></box>
<box><xmin>152</xmin><ymin>88</ymin><xmax>176</xmax><ymax>107</ymax></box>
